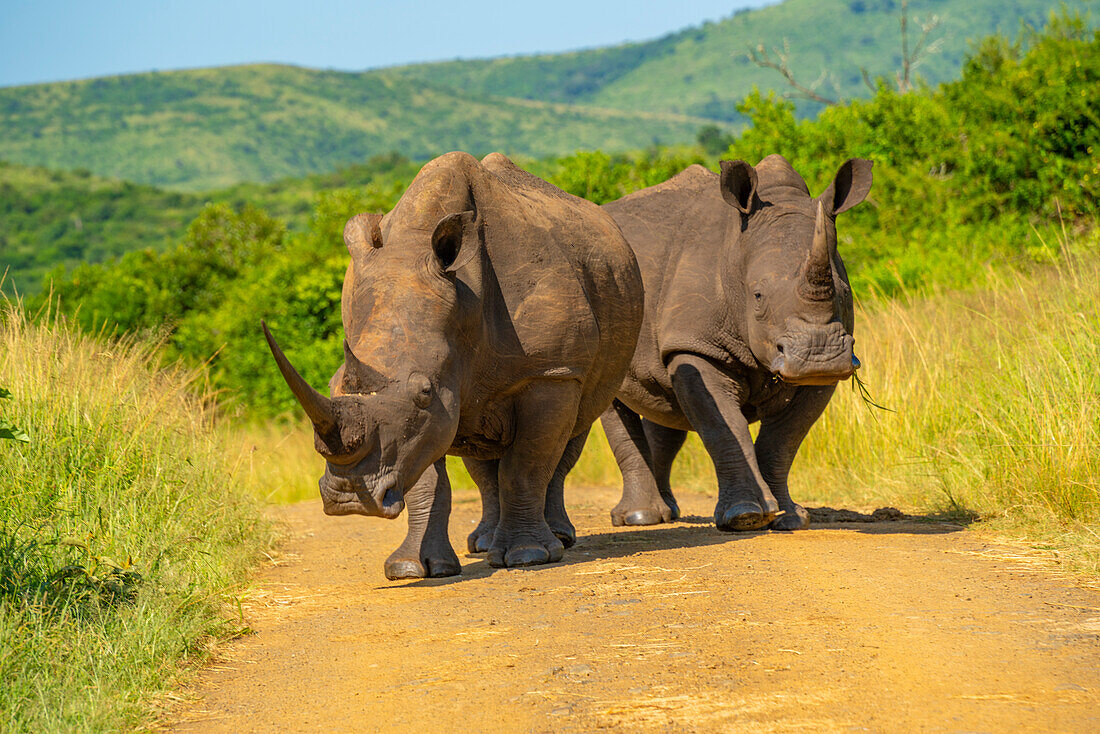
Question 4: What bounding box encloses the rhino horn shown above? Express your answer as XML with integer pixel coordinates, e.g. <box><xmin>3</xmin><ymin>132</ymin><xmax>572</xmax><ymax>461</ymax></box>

<box><xmin>262</xmin><ymin>321</ymin><xmax>337</xmax><ymax>434</ymax></box>
<box><xmin>800</xmin><ymin>201</ymin><xmax>835</xmax><ymax>301</ymax></box>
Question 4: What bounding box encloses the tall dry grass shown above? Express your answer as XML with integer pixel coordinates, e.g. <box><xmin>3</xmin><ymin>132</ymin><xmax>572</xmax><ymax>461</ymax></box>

<box><xmin>793</xmin><ymin>240</ymin><xmax>1100</xmax><ymax>570</ymax></box>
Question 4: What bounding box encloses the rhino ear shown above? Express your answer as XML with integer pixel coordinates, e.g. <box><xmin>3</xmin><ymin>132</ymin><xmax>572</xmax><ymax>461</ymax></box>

<box><xmin>719</xmin><ymin>160</ymin><xmax>758</xmax><ymax>214</ymax></box>
<box><xmin>344</xmin><ymin>213</ymin><xmax>383</xmax><ymax>264</ymax></box>
<box><xmin>431</xmin><ymin>210</ymin><xmax>479</xmax><ymax>273</ymax></box>
<box><xmin>820</xmin><ymin>159</ymin><xmax>873</xmax><ymax>215</ymax></box>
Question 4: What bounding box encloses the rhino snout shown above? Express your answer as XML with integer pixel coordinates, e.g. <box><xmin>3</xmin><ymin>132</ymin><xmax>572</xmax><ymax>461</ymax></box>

<box><xmin>772</xmin><ymin>322</ymin><xmax>858</xmax><ymax>385</ymax></box>
<box><xmin>318</xmin><ymin>468</ymin><xmax>405</xmax><ymax>518</ymax></box>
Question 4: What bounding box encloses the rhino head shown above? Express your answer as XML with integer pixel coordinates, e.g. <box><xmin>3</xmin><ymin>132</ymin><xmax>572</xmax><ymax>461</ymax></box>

<box><xmin>263</xmin><ymin>206</ymin><xmax>481</xmax><ymax>518</ymax></box>
<box><xmin>720</xmin><ymin>155</ymin><xmax>872</xmax><ymax>385</ymax></box>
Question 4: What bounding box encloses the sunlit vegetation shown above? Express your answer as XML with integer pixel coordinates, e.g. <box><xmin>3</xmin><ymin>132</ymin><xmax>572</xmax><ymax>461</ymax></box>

<box><xmin>33</xmin><ymin>14</ymin><xmax>1096</xmax><ymax>420</ymax></box>
<box><xmin>0</xmin><ymin>301</ymin><xmax>271</xmax><ymax>731</ymax></box>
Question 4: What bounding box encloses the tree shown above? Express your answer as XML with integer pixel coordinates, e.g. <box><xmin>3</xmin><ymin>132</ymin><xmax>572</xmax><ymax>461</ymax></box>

<box><xmin>747</xmin><ymin>0</ymin><xmax>945</xmax><ymax>105</ymax></box>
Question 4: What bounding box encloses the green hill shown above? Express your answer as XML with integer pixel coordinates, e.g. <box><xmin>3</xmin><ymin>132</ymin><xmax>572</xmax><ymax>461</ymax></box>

<box><xmin>0</xmin><ymin>65</ymin><xmax>705</xmax><ymax>191</ymax></box>
<box><xmin>0</xmin><ymin>153</ymin><xmax>422</xmax><ymax>294</ymax></box>
<box><xmin>0</xmin><ymin>0</ymin><xmax>1088</xmax><ymax>191</ymax></box>
<box><xmin>0</xmin><ymin>162</ymin><xmax>200</xmax><ymax>292</ymax></box>
<box><xmin>395</xmin><ymin>0</ymin><xmax>1081</xmax><ymax>121</ymax></box>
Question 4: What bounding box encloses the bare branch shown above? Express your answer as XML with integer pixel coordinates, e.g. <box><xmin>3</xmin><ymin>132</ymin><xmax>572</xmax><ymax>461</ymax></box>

<box><xmin>746</xmin><ymin>39</ymin><xmax>838</xmax><ymax>106</ymax></box>
<box><xmin>860</xmin><ymin>67</ymin><xmax>877</xmax><ymax>94</ymax></box>
<box><xmin>899</xmin><ymin>0</ymin><xmax>945</xmax><ymax>92</ymax></box>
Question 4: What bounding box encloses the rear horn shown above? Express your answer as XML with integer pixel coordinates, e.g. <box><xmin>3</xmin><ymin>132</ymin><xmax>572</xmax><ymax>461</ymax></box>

<box><xmin>262</xmin><ymin>322</ymin><xmax>337</xmax><ymax>434</ymax></box>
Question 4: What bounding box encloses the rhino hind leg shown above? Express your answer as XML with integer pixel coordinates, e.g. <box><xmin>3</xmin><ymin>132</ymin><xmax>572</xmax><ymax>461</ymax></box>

<box><xmin>488</xmin><ymin>381</ymin><xmax>580</xmax><ymax>568</ymax></box>
<box><xmin>463</xmin><ymin>457</ymin><xmax>501</xmax><ymax>553</ymax></box>
<box><xmin>642</xmin><ymin>419</ymin><xmax>686</xmax><ymax>521</ymax></box>
<box><xmin>602</xmin><ymin>400</ymin><xmax>676</xmax><ymax>526</ymax></box>
<box><xmin>383</xmin><ymin>458</ymin><xmax>462</xmax><ymax>580</ymax></box>
<box><xmin>543</xmin><ymin>428</ymin><xmax>589</xmax><ymax>548</ymax></box>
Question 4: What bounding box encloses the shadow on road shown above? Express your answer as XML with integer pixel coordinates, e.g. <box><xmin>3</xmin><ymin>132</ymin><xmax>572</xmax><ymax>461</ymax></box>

<box><xmin>389</xmin><ymin>506</ymin><xmax>969</xmax><ymax>588</ymax></box>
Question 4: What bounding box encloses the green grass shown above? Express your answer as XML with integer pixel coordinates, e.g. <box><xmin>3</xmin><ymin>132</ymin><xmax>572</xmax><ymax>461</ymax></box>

<box><xmin>0</xmin><ymin>301</ymin><xmax>272</xmax><ymax>731</ymax></box>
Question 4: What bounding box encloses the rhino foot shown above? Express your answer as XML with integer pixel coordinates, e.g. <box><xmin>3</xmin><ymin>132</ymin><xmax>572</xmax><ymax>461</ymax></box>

<box><xmin>546</xmin><ymin>515</ymin><xmax>576</xmax><ymax>548</ymax></box>
<box><xmin>384</xmin><ymin>550</ymin><xmax>461</xmax><ymax>580</ymax></box>
<box><xmin>487</xmin><ymin>527</ymin><xmax>564</xmax><ymax>568</ymax></box>
<box><xmin>659</xmin><ymin>493</ymin><xmax>681</xmax><ymax>522</ymax></box>
<box><xmin>716</xmin><ymin>501</ymin><xmax>776</xmax><ymax>532</ymax></box>
<box><xmin>770</xmin><ymin>505</ymin><xmax>810</xmax><ymax>531</ymax></box>
<box><xmin>610</xmin><ymin>498</ymin><xmax>675</xmax><ymax>527</ymax></box>
<box><xmin>467</xmin><ymin>522</ymin><xmax>496</xmax><ymax>554</ymax></box>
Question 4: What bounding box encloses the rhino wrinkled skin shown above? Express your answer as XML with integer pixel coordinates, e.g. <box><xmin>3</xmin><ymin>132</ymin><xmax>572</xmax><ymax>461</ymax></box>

<box><xmin>264</xmin><ymin>152</ymin><xmax>643</xmax><ymax>579</ymax></box>
<box><xmin>600</xmin><ymin>154</ymin><xmax>872</xmax><ymax>532</ymax></box>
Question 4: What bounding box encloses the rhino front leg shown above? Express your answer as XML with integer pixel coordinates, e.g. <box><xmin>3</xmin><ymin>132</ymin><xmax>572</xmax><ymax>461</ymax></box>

<box><xmin>756</xmin><ymin>385</ymin><xmax>836</xmax><ymax>531</ymax></box>
<box><xmin>489</xmin><ymin>381</ymin><xmax>580</xmax><ymax>568</ymax></box>
<box><xmin>543</xmin><ymin>428</ymin><xmax>588</xmax><ymax>548</ymax></box>
<box><xmin>643</xmin><ymin>418</ymin><xmax>687</xmax><ymax>521</ymax></box>
<box><xmin>602</xmin><ymin>400</ymin><xmax>675</xmax><ymax>526</ymax></box>
<box><xmin>384</xmin><ymin>458</ymin><xmax>462</xmax><ymax>580</ymax></box>
<box><xmin>668</xmin><ymin>353</ymin><xmax>779</xmax><ymax>531</ymax></box>
<box><xmin>463</xmin><ymin>457</ymin><xmax>500</xmax><ymax>553</ymax></box>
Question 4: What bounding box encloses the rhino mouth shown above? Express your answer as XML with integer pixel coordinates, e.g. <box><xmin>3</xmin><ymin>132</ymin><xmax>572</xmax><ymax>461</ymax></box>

<box><xmin>318</xmin><ymin>467</ymin><xmax>404</xmax><ymax>518</ymax></box>
<box><xmin>770</xmin><ymin>323</ymin><xmax>859</xmax><ymax>385</ymax></box>
<box><xmin>771</xmin><ymin>350</ymin><xmax>859</xmax><ymax>385</ymax></box>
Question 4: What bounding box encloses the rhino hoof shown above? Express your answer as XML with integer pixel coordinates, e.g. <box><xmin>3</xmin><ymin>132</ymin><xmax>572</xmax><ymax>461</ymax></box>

<box><xmin>550</xmin><ymin>525</ymin><xmax>576</xmax><ymax>549</ymax></box>
<box><xmin>425</xmin><ymin>556</ymin><xmax>462</xmax><ymax>577</ymax></box>
<box><xmin>770</xmin><ymin>507</ymin><xmax>810</xmax><ymax>531</ymax></box>
<box><xmin>717</xmin><ymin>502</ymin><xmax>773</xmax><ymax>532</ymax></box>
<box><xmin>488</xmin><ymin>541</ymin><xmax>564</xmax><ymax>568</ymax></box>
<box><xmin>624</xmin><ymin>508</ymin><xmax>665</xmax><ymax>526</ymax></box>
<box><xmin>385</xmin><ymin>553</ymin><xmax>461</xmax><ymax>580</ymax></box>
<box><xmin>384</xmin><ymin>559</ymin><xmax>427</xmax><ymax>580</ymax></box>
<box><xmin>467</xmin><ymin>529</ymin><xmax>495</xmax><ymax>554</ymax></box>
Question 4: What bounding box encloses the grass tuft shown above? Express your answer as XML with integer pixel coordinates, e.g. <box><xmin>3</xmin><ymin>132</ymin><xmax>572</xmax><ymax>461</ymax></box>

<box><xmin>0</xmin><ymin>299</ymin><xmax>271</xmax><ymax>732</ymax></box>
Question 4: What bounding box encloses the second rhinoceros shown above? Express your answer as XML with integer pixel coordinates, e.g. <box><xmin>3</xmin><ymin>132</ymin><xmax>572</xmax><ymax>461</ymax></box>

<box><xmin>264</xmin><ymin>152</ymin><xmax>643</xmax><ymax>578</ymax></box>
<box><xmin>600</xmin><ymin>154</ymin><xmax>872</xmax><ymax>532</ymax></box>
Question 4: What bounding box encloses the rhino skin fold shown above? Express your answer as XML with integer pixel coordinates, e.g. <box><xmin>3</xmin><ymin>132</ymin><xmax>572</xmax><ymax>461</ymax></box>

<box><xmin>265</xmin><ymin>152</ymin><xmax>643</xmax><ymax>578</ymax></box>
<box><xmin>600</xmin><ymin>154</ymin><xmax>872</xmax><ymax>532</ymax></box>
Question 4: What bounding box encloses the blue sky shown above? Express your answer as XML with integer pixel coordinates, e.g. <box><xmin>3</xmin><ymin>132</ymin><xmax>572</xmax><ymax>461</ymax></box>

<box><xmin>0</xmin><ymin>1</ymin><xmax>774</xmax><ymax>88</ymax></box>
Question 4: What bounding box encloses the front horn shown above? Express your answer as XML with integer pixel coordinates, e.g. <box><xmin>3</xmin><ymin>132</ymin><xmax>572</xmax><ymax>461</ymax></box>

<box><xmin>800</xmin><ymin>200</ymin><xmax>835</xmax><ymax>301</ymax></box>
<box><xmin>262</xmin><ymin>321</ymin><xmax>337</xmax><ymax>434</ymax></box>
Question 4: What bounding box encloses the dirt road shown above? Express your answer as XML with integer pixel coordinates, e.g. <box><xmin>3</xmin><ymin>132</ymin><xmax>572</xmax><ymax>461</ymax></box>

<box><xmin>174</xmin><ymin>487</ymin><xmax>1100</xmax><ymax>733</ymax></box>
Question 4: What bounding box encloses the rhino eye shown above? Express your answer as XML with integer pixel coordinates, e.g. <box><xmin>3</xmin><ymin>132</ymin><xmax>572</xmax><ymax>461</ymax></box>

<box><xmin>410</xmin><ymin>374</ymin><xmax>433</xmax><ymax>409</ymax></box>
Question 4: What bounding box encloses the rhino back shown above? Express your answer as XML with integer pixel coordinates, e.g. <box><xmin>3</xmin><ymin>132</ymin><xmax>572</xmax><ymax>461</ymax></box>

<box><xmin>473</xmin><ymin>154</ymin><xmax>642</xmax><ymax>431</ymax></box>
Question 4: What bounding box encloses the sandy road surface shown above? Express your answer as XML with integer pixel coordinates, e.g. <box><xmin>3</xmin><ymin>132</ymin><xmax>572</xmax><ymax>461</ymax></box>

<box><xmin>174</xmin><ymin>487</ymin><xmax>1100</xmax><ymax>733</ymax></box>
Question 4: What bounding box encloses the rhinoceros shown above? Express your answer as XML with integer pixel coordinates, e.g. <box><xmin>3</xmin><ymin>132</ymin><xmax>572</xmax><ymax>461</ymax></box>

<box><xmin>599</xmin><ymin>154</ymin><xmax>872</xmax><ymax>532</ymax></box>
<box><xmin>263</xmin><ymin>151</ymin><xmax>643</xmax><ymax>578</ymax></box>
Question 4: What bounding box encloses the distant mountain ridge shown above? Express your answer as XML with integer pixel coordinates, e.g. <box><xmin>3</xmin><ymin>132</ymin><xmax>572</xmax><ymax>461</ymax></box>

<box><xmin>391</xmin><ymin>0</ymin><xmax>1080</xmax><ymax>121</ymax></box>
<box><xmin>0</xmin><ymin>0</ymin><xmax>1088</xmax><ymax>190</ymax></box>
